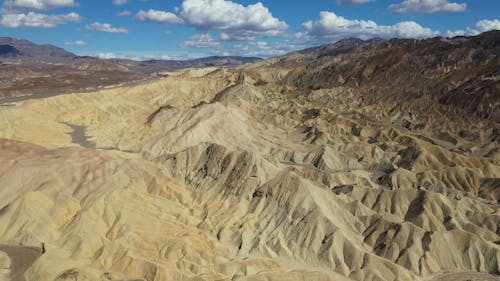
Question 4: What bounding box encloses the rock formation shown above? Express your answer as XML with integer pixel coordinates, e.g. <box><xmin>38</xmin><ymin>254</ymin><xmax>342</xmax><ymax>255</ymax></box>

<box><xmin>0</xmin><ymin>31</ymin><xmax>498</xmax><ymax>281</ymax></box>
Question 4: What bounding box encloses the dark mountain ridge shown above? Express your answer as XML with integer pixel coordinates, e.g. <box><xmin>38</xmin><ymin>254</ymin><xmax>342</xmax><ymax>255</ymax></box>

<box><xmin>281</xmin><ymin>30</ymin><xmax>500</xmax><ymax>121</ymax></box>
<box><xmin>0</xmin><ymin>37</ymin><xmax>76</xmax><ymax>58</ymax></box>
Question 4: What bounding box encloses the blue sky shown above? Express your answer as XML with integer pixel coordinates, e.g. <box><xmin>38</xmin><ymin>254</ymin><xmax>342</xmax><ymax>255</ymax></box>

<box><xmin>0</xmin><ymin>0</ymin><xmax>499</xmax><ymax>60</ymax></box>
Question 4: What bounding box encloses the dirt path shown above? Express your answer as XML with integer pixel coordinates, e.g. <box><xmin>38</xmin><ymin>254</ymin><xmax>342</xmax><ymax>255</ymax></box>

<box><xmin>0</xmin><ymin>245</ymin><xmax>42</xmax><ymax>281</ymax></box>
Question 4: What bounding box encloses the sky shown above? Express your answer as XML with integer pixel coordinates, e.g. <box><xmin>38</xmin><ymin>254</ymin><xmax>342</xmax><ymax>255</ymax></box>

<box><xmin>0</xmin><ymin>0</ymin><xmax>499</xmax><ymax>60</ymax></box>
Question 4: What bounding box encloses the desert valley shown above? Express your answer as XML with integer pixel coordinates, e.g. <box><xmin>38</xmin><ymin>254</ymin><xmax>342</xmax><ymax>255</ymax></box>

<box><xmin>0</xmin><ymin>28</ymin><xmax>498</xmax><ymax>281</ymax></box>
<box><xmin>1</xmin><ymin>0</ymin><xmax>500</xmax><ymax>277</ymax></box>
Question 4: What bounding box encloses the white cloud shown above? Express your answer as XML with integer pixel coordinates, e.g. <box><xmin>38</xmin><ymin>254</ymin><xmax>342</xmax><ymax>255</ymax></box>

<box><xmin>446</xmin><ymin>19</ymin><xmax>500</xmax><ymax>37</ymax></box>
<box><xmin>179</xmin><ymin>0</ymin><xmax>287</xmax><ymax>31</ymax></box>
<box><xmin>219</xmin><ymin>32</ymin><xmax>256</xmax><ymax>41</ymax></box>
<box><xmin>181</xmin><ymin>33</ymin><xmax>221</xmax><ymax>48</ymax></box>
<box><xmin>179</xmin><ymin>0</ymin><xmax>288</xmax><ymax>38</ymax></box>
<box><xmin>337</xmin><ymin>0</ymin><xmax>374</xmax><ymax>6</ymax></box>
<box><xmin>118</xmin><ymin>10</ymin><xmax>131</xmax><ymax>16</ymax></box>
<box><xmin>224</xmin><ymin>40</ymin><xmax>307</xmax><ymax>57</ymax></box>
<box><xmin>134</xmin><ymin>9</ymin><xmax>183</xmax><ymax>24</ymax></box>
<box><xmin>180</xmin><ymin>32</ymin><xmax>310</xmax><ymax>57</ymax></box>
<box><xmin>389</xmin><ymin>0</ymin><xmax>466</xmax><ymax>13</ymax></box>
<box><xmin>204</xmin><ymin>38</ymin><xmax>309</xmax><ymax>58</ymax></box>
<box><xmin>93</xmin><ymin>51</ymin><xmax>206</xmax><ymax>61</ymax></box>
<box><xmin>112</xmin><ymin>0</ymin><xmax>127</xmax><ymax>5</ymax></box>
<box><xmin>3</xmin><ymin>0</ymin><xmax>77</xmax><ymax>11</ymax></box>
<box><xmin>96</xmin><ymin>52</ymin><xmax>117</xmax><ymax>59</ymax></box>
<box><xmin>392</xmin><ymin>21</ymin><xmax>438</xmax><ymax>37</ymax></box>
<box><xmin>445</xmin><ymin>29</ymin><xmax>465</xmax><ymax>37</ymax></box>
<box><xmin>302</xmin><ymin>11</ymin><xmax>438</xmax><ymax>41</ymax></box>
<box><xmin>86</xmin><ymin>22</ymin><xmax>128</xmax><ymax>33</ymax></box>
<box><xmin>474</xmin><ymin>19</ymin><xmax>500</xmax><ymax>34</ymax></box>
<box><xmin>0</xmin><ymin>12</ymin><xmax>81</xmax><ymax>28</ymax></box>
<box><xmin>136</xmin><ymin>0</ymin><xmax>288</xmax><ymax>40</ymax></box>
<box><xmin>95</xmin><ymin>39</ymin><xmax>305</xmax><ymax>60</ymax></box>
<box><xmin>65</xmin><ymin>40</ymin><xmax>86</xmax><ymax>46</ymax></box>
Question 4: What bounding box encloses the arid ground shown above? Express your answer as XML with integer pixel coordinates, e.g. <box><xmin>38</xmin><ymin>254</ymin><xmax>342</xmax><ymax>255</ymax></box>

<box><xmin>0</xmin><ymin>32</ymin><xmax>499</xmax><ymax>281</ymax></box>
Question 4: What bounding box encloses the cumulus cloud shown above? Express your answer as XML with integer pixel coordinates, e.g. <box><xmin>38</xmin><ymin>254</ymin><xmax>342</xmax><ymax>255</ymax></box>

<box><xmin>181</xmin><ymin>33</ymin><xmax>221</xmax><ymax>48</ymax></box>
<box><xmin>180</xmin><ymin>33</ymin><xmax>307</xmax><ymax>57</ymax></box>
<box><xmin>219</xmin><ymin>32</ymin><xmax>257</xmax><ymax>41</ymax></box>
<box><xmin>389</xmin><ymin>0</ymin><xmax>466</xmax><ymax>13</ymax></box>
<box><xmin>3</xmin><ymin>0</ymin><xmax>77</xmax><ymax>11</ymax></box>
<box><xmin>65</xmin><ymin>40</ymin><xmax>86</xmax><ymax>46</ymax></box>
<box><xmin>337</xmin><ymin>0</ymin><xmax>374</xmax><ymax>6</ymax></box>
<box><xmin>94</xmin><ymin>51</ymin><xmax>205</xmax><ymax>61</ymax></box>
<box><xmin>302</xmin><ymin>11</ymin><xmax>438</xmax><ymax>41</ymax></box>
<box><xmin>134</xmin><ymin>9</ymin><xmax>183</xmax><ymax>24</ymax></box>
<box><xmin>475</xmin><ymin>19</ymin><xmax>500</xmax><ymax>33</ymax></box>
<box><xmin>179</xmin><ymin>32</ymin><xmax>309</xmax><ymax>57</ymax></box>
<box><xmin>445</xmin><ymin>30</ymin><xmax>466</xmax><ymax>37</ymax></box>
<box><xmin>224</xmin><ymin>40</ymin><xmax>308</xmax><ymax>57</ymax></box>
<box><xmin>134</xmin><ymin>0</ymin><xmax>287</xmax><ymax>40</ymax></box>
<box><xmin>1</xmin><ymin>12</ymin><xmax>81</xmax><ymax>27</ymax></box>
<box><xmin>86</xmin><ymin>22</ymin><xmax>128</xmax><ymax>33</ymax></box>
<box><xmin>112</xmin><ymin>0</ymin><xmax>127</xmax><ymax>5</ymax></box>
<box><xmin>96</xmin><ymin>52</ymin><xmax>117</xmax><ymax>59</ymax></box>
<box><xmin>446</xmin><ymin>19</ymin><xmax>500</xmax><ymax>37</ymax></box>
<box><xmin>178</xmin><ymin>0</ymin><xmax>288</xmax><ymax>39</ymax></box>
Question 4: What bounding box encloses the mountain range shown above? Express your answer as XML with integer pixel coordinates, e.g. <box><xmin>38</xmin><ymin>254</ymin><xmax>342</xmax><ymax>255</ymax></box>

<box><xmin>0</xmin><ymin>37</ymin><xmax>261</xmax><ymax>99</ymax></box>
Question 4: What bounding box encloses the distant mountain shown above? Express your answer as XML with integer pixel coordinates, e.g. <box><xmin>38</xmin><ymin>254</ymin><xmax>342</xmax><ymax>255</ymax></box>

<box><xmin>0</xmin><ymin>37</ymin><xmax>76</xmax><ymax>58</ymax></box>
<box><xmin>0</xmin><ymin>37</ymin><xmax>261</xmax><ymax>66</ymax></box>
<box><xmin>0</xmin><ymin>37</ymin><xmax>262</xmax><ymax>99</ymax></box>
<box><xmin>0</xmin><ymin>45</ymin><xmax>21</xmax><ymax>57</ymax></box>
<box><xmin>142</xmin><ymin>56</ymin><xmax>261</xmax><ymax>68</ymax></box>
<box><xmin>279</xmin><ymin>30</ymin><xmax>500</xmax><ymax>120</ymax></box>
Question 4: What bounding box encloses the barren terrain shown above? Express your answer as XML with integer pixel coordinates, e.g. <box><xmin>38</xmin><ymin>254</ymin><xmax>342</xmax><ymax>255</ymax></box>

<box><xmin>0</xmin><ymin>32</ymin><xmax>498</xmax><ymax>281</ymax></box>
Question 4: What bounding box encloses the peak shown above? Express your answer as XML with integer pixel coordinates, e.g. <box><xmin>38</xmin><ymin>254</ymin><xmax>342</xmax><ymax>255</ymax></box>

<box><xmin>0</xmin><ymin>36</ymin><xmax>76</xmax><ymax>58</ymax></box>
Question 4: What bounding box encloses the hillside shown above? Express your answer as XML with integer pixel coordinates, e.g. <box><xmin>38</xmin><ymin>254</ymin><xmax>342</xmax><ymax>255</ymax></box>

<box><xmin>0</xmin><ymin>31</ymin><xmax>498</xmax><ymax>281</ymax></box>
